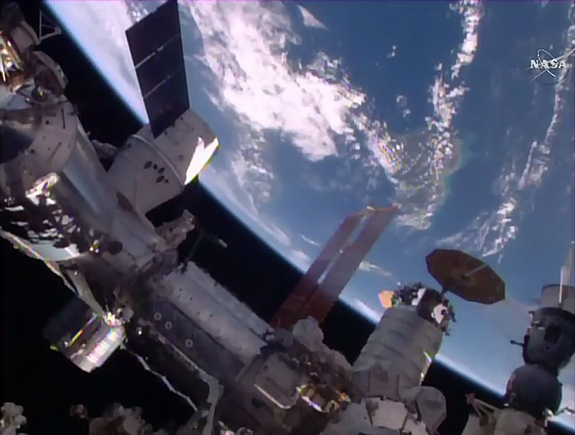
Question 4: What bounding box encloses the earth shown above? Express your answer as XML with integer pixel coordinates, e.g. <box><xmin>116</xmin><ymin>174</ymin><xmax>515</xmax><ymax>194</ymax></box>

<box><xmin>47</xmin><ymin>0</ymin><xmax>574</xmax><ymax>429</ymax></box>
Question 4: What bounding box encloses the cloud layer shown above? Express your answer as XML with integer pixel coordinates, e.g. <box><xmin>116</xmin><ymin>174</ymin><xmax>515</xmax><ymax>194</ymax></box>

<box><xmin>187</xmin><ymin>0</ymin><xmax>480</xmax><ymax>232</ymax></box>
<box><xmin>437</xmin><ymin>1</ymin><xmax>575</xmax><ymax>260</ymax></box>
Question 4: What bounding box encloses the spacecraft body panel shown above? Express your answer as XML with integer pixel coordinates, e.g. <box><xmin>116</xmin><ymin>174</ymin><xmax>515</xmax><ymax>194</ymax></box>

<box><xmin>122</xmin><ymin>262</ymin><xmax>273</xmax><ymax>388</ymax></box>
<box><xmin>461</xmin><ymin>414</ymin><xmax>497</xmax><ymax>435</ymax></box>
<box><xmin>227</xmin><ymin>317</ymin><xmax>358</xmax><ymax>434</ymax></box>
<box><xmin>524</xmin><ymin>307</ymin><xmax>575</xmax><ymax>370</ymax></box>
<box><xmin>337</xmin><ymin>294</ymin><xmax>447</xmax><ymax>435</ymax></box>
<box><xmin>6</xmin><ymin>20</ymin><xmax>39</xmax><ymax>55</ymax></box>
<box><xmin>291</xmin><ymin>317</ymin><xmax>352</xmax><ymax>374</ymax></box>
<box><xmin>31</xmin><ymin>51</ymin><xmax>68</xmax><ymax>95</ymax></box>
<box><xmin>131</xmin><ymin>292</ymin><xmax>246</xmax><ymax>387</ymax></box>
<box><xmin>493</xmin><ymin>409</ymin><xmax>545</xmax><ymax>435</ymax></box>
<box><xmin>163</xmin><ymin>264</ymin><xmax>269</xmax><ymax>364</ymax></box>
<box><xmin>249</xmin><ymin>352</ymin><xmax>303</xmax><ymax>410</ymax></box>
<box><xmin>0</xmin><ymin>95</ymin><xmax>165</xmax><ymax>267</ymax></box>
<box><xmin>106</xmin><ymin>109</ymin><xmax>219</xmax><ymax>216</ymax></box>
<box><xmin>540</xmin><ymin>284</ymin><xmax>575</xmax><ymax>315</ymax></box>
<box><xmin>468</xmin><ymin>283</ymin><xmax>575</xmax><ymax>434</ymax></box>
<box><xmin>400</xmin><ymin>385</ymin><xmax>447</xmax><ymax>433</ymax></box>
<box><xmin>179</xmin><ymin>261</ymin><xmax>272</xmax><ymax>337</ymax></box>
<box><xmin>0</xmin><ymin>121</ymin><xmax>34</xmax><ymax>164</ymax></box>
<box><xmin>1</xmin><ymin>81</ymin><xmax>193</xmax><ymax>340</ymax></box>
<box><xmin>321</xmin><ymin>399</ymin><xmax>428</xmax><ymax>435</ymax></box>
<box><xmin>43</xmin><ymin>297</ymin><xmax>125</xmax><ymax>373</ymax></box>
<box><xmin>106</xmin><ymin>126</ymin><xmax>183</xmax><ymax>217</ymax></box>
<box><xmin>505</xmin><ymin>364</ymin><xmax>562</xmax><ymax>418</ymax></box>
<box><xmin>153</xmin><ymin>110</ymin><xmax>218</xmax><ymax>184</ymax></box>
<box><xmin>503</xmin><ymin>285</ymin><xmax>575</xmax><ymax>423</ymax></box>
<box><xmin>354</xmin><ymin>305</ymin><xmax>443</xmax><ymax>392</ymax></box>
<box><xmin>0</xmin><ymin>93</ymin><xmax>106</xmax><ymax>262</ymax></box>
<box><xmin>1</xmin><ymin>92</ymin><xmax>78</xmax><ymax>183</ymax></box>
<box><xmin>2</xmin><ymin>6</ymin><xmax>463</xmax><ymax>434</ymax></box>
<box><xmin>460</xmin><ymin>406</ymin><xmax>544</xmax><ymax>435</ymax></box>
<box><xmin>525</xmin><ymin>285</ymin><xmax>575</xmax><ymax>372</ymax></box>
<box><xmin>1</xmin><ymin>8</ymin><xmax>217</xmax><ymax>379</ymax></box>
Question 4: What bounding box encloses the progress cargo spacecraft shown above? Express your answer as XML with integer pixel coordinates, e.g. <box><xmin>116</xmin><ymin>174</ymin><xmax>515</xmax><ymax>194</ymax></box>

<box><xmin>2</xmin><ymin>2</ymin><xmax>571</xmax><ymax>435</ymax></box>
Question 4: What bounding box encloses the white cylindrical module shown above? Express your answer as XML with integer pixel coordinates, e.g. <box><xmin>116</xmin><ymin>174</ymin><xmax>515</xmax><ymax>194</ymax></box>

<box><xmin>354</xmin><ymin>306</ymin><xmax>443</xmax><ymax>389</ymax></box>
<box><xmin>540</xmin><ymin>284</ymin><xmax>575</xmax><ymax>315</ymax></box>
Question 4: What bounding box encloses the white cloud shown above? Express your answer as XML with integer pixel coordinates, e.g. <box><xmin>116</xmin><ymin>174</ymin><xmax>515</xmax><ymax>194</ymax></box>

<box><xmin>202</xmin><ymin>166</ymin><xmax>314</xmax><ymax>272</ymax></box>
<box><xmin>449</xmin><ymin>0</ymin><xmax>483</xmax><ymax>79</ymax></box>
<box><xmin>357</xmin><ymin>79</ymin><xmax>467</xmax><ymax>230</ymax></box>
<box><xmin>440</xmin><ymin>116</ymin><xmax>568</xmax><ymax>260</ymax></box>
<box><xmin>183</xmin><ymin>0</ymin><xmax>487</xmax><ymax>233</ymax></box>
<box><xmin>353</xmin><ymin>0</ymin><xmax>481</xmax><ymax>231</ymax></box>
<box><xmin>438</xmin><ymin>107</ymin><xmax>570</xmax><ymax>261</ymax></box>
<box><xmin>436</xmin><ymin>2</ymin><xmax>574</xmax><ymax>260</ymax></box>
<box><xmin>289</xmin><ymin>249</ymin><xmax>312</xmax><ymax>270</ymax></box>
<box><xmin>437</xmin><ymin>203</ymin><xmax>519</xmax><ymax>260</ymax></box>
<box><xmin>229</xmin><ymin>136</ymin><xmax>275</xmax><ymax>204</ymax></box>
<box><xmin>201</xmin><ymin>166</ymin><xmax>291</xmax><ymax>247</ymax></box>
<box><xmin>184</xmin><ymin>1</ymin><xmax>368</xmax><ymax>210</ymax></box>
<box><xmin>98</xmin><ymin>2</ymin><xmax>339</xmax><ymax>273</ymax></box>
<box><xmin>188</xmin><ymin>2</ymin><xmax>364</xmax><ymax>163</ymax></box>
<box><xmin>49</xmin><ymin>0</ymin><xmax>519</xmax><ymax>247</ymax></box>
<box><xmin>69</xmin><ymin>0</ymin><xmax>563</xmax><ymax>255</ymax></box>
<box><xmin>358</xmin><ymin>261</ymin><xmax>393</xmax><ymax>278</ymax></box>
<box><xmin>301</xmin><ymin>234</ymin><xmax>320</xmax><ymax>247</ymax></box>
<box><xmin>297</xmin><ymin>5</ymin><xmax>327</xmax><ymax>30</ymax></box>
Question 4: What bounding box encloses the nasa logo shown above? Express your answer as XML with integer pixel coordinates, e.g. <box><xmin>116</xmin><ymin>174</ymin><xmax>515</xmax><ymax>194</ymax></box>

<box><xmin>529</xmin><ymin>59</ymin><xmax>567</xmax><ymax>70</ymax></box>
<box><xmin>526</xmin><ymin>47</ymin><xmax>575</xmax><ymax>85</ymax></box>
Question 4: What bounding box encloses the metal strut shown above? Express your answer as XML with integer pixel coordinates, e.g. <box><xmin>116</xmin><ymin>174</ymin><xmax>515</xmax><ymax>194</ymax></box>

<box><xmin>38</xmin><ymin>10</ymin><xmax>61</xmax><ymax>43</ymax></box>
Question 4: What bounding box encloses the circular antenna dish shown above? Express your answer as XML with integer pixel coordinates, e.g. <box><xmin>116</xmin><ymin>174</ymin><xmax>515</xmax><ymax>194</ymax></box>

<box><xmin>425</xmin><ymin>249</ymin><xmax>505</xmax><ymax>304</ymax></box>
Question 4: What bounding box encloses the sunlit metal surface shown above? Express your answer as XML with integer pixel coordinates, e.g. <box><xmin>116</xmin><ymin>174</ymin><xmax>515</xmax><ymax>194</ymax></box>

<box><xmin>43</xmin><ymin>298</ymin><xmax>126</xmax><ymax>373</ymax></box>
<box><xmin>6</xmin><ymin>3</ymin><xmax>569</xmax><ymax>435</ymax></box>
<box><xmin>185</xmin><ymin>136</ymin><xmax>220</xmax><ymax>184</ymax></box>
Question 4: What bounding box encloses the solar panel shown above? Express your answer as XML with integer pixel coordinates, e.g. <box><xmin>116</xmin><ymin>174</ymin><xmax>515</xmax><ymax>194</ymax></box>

<box><xmin>425</xmin><ymin>249</ymin><xmax>505</xmax><ymax>304</ymax></box>
<box><xmin>125</xmin><ymin>1</ymin><xmax>190</xmax><ymax>137</ymax></box>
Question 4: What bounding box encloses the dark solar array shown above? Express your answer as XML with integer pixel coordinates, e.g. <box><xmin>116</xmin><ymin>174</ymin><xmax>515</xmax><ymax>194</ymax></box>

<box><xmin>126</xmin><ymin>0</ymin><xmax>190</xmax><ymax>138</ymax></box>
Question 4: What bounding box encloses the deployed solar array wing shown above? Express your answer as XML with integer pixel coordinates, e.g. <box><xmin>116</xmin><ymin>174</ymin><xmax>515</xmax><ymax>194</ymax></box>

<box><xmin>425</xmin><ymin>249</ymin><xmax>505</xmax><ymax>304</ymax></box>
<box><xmin>126</xmin><ymin>0</ymin><xmax>189</xmax><ymax>138</ymax></box>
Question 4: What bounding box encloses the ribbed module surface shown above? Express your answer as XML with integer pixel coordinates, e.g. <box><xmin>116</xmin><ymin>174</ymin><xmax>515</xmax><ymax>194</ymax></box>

<box><xmin>354</xmin><ymin>306</ymin><xmax>443</xmax><ymax>389</ymax></box>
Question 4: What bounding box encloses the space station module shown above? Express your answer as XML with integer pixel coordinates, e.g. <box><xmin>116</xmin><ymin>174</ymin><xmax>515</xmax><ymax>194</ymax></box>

<box><xmin>463</xmin><ymin>283</ymin><xmax>575</xmax><ymax>435</ymax></box>
<box><xmin>322</xmin><ymin>284</ymin><xmax>450</xmax><ymax>435</ymax></box>
<box><xmin>0</xmin><ymin>0</ymin><xmax>219</xmax><ymax>375</ymax></box>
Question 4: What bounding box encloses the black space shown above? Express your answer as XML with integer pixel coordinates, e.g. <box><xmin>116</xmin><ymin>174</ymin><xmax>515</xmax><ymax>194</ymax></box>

<box><xmin>1</xmin><ymin>2</ymin><xmax>571</xmax><ymax>435</ymax></box>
